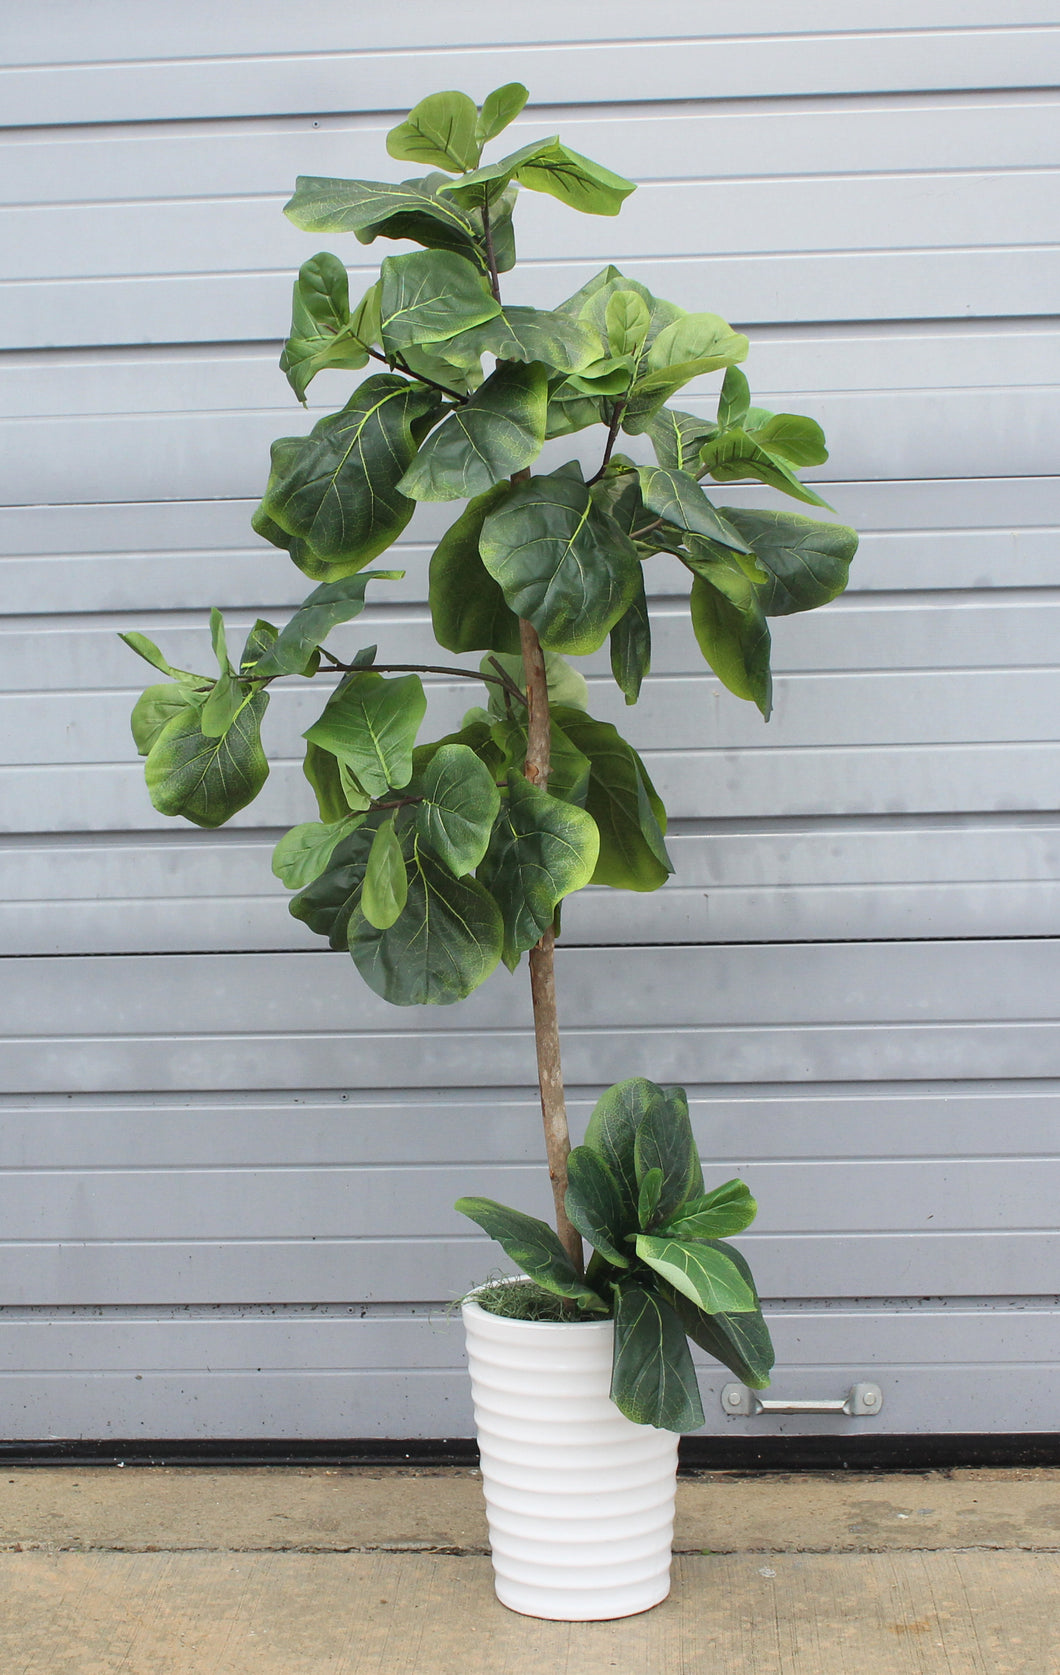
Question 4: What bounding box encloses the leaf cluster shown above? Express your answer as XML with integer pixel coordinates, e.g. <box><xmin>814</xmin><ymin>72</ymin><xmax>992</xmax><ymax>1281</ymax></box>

<box><xmin>457</xmin><ymin>1076</ymin><xmax>774</xmax><ymax>1430</ymax></box>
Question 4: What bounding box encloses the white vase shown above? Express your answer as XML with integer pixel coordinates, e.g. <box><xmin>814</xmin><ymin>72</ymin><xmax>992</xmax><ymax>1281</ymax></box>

<box><xmin>462</xmin><ymin>1292</ymin><xmax>680</xmax><ymax>1621</ymax></box>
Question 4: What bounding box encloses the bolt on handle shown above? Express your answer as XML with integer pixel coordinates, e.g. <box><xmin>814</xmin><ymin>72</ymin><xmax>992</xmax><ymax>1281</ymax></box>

<box><xmin>721</xmin><ymin>1382</ymin><xmax>884</xmax><ymax>1417</ymax></box>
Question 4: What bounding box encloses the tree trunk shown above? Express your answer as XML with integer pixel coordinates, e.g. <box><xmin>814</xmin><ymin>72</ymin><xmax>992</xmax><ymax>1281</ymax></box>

<box><xmin>518</xmin><ymin>614</ymin><xmax>584</xmax><ymax>1273</ymax></box>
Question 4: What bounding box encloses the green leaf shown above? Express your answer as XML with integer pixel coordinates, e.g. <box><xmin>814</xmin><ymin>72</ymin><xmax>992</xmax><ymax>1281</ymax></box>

<box><xmin>609</xmin><ymin>566</ymin><xmax>651</xmax><ymax>705</ymax></box>
<box><xmin>660</xmin><ymin>1179</ymin><xmax>758</xmax><ymax>1241</ymax></box>
<box><xmin>483</xmin><ymin>648</ymin><xmax>589</xmax><ymax>717</ymax></box>
<box><xmin>583</xmin><ymin>1077</ymin><xmax>671</xmax><ymax>1213</ymax></box>
<box><xmin>643</xmin><ymin>313</ymin><xmax>749</xmax><ymax>382</ymax></box>
<box><xmin>610</xmin><ymin>1283</ymin><xmax>704</xmax><ymax>1431</ymax></box>
<box><xmin>637</xmin><ymin>465</ymin><xmax>751</xmax><ymax>552</ymax></box>
<box><xmin>304</xmin><ymin>672</ymin><xmax>425</xmax><ymax>799</ymax></box>
<box><xmin>144</xmin><ymin>692</ymin><xmax>269</xmax><ymax>829</ymax></box>
<box><xmin>634</xmin><ymin>1088</ymin><xmax>701</xmax><ymax>1227</ymax></box>
<box><xmin>544</xmin><ymin>377</ymin><xmax>607</xmax><ymax>440</ymax></box>
<box><xmin>698</xmin><ymin>427</ymin><xmax>835</xmax><ymax>510</ymax></box>
<box><xmin>490</xmin><ymin>713</ymin><xmax>592</xmax><ymax>809</ymax></box>
<box><xmin>199</xmin><ymin>670</ymin><xmax>246</xmax><ymax>739</ymax></box>
<box><xmin>564</xmin><ymin>1146</ymin><xmax>631</xmax><ymax>1268</ymax></box>
<box><xmin>208</xmin><ymin>607</ymin><xmax>231</xmax><ymax>676</ymax></box>
<box><xmin>559</xmin><ymin>267</ymin><xmax>683</xmax><ymax>357</ymax></box>
<box><xmin>271</xmin><ymin>815</ymin><xmax>367</xmax><ymax>890</ymax></box>
<box><xmin>302</xmin><ymin>740</ymin><xmax>369</xmax><ymax>823</ymax></box>
<box><xmin>279</xmin><ymin>254</ymin><xmax>380</xmax><ymax>402</ymax></box>
<box><xmin>289</xmin><ymin>822</ymin><xmax>378</xmax><ymax>947</ymax></box>
<box><xmin>550</xmin><ymin>708</ymin><xmax>672</xmax><ymax>891</ymax></box>
<box><xmin>605</xmin><ymin>290</ymin><xmax>651</xmax><ymax>358</ymax></box>
<box><xmin>635</xmin><ymin>1235</ymin><xmax>757</xmax><ymax>1315</ymax></box>
<box><xmin>715</xmin><ymin>506</ymin><xmax>858</xmax><ymax>616</ymax></box>
<box><xmin>397</xmin><ymin>360</ymin><xmax>547</xmax><ymax>502</ymax></box>
<box><xmin>477</xmin><ymin>82</ymin><xmax>529</xmax><ymax>144</ymax></box>
<box><xmin>256</xmin><ymin>375</ymin><xmax>440</xmax><ymax>581</ymax></box>
<box><xmin>410</xmin><ymin>742</ymin><xmax>501</xmax><ymax>876</ymax></box>
<box><xmin>455</xmin><ymin>1197</ymin><xmax>608</xmax><ymax>1313</ymax></box>
<box><xmin>514</xmin><ymin>139</ymin><xmax>636</xmax><ymax>216</ymax></box>
<box><xmin>284</xmin><ymin>173</ymin><xmax>481</xmax><ymax>260</ymax></box>
<box><xmin>637</xmin><ymin>1167</ymin><xmax>663</xmax><ymax>1230</ymax></box>
<box><xmin>427</xmin><ymin>484</ymin><xmax>521</xmax><ymax>655</ymax></box>
<box><xmin>643</xmin><ymin>407</ymin><xmax>717</xmax><ymax>474</ymax></box>
<box><xmin>690</xmin><ymin>575</ymin><xmax>773</xmax><ymax>720</ymax></box>
<box><xmin>130</xmin><ymin>683</ymin><xmax>204</xmax><ymax>756</ymax></box>
<box><xmin>119</xmin><ymin>631</ymin><xmax>198</xmax><ymax>683</ymax></box>
<box><xmin>442</xmin><ymin>305</ymin><xmax>603</xmax><ymax>378</ymax></box>
<box><xmin>479</xmin><ymin>468</ymin><xmax>640</xmax><ymax>655</ymax></box>
<box><xmin>379</xmin><ymin>249</ymin><xmax>499</xmax><ymax>356</ymax></box>
<box><xmin>752</xmin><ymin>411</ymin><xmax>829</xmax><ymax>467</ymax></box>
<box><xmin>249</xmin><ymin>571</ymin><xmax>403</xmax><ymax>679</ymax></box>
<box><xmin>661</xmin><ymin>1243</ymin><xmax>774</xmax><ymax>1388</ymax></box>
<box><xmin>386</xmin><ymin>90</ymin><xmax>481</xmax><ymax>173</ymax></box>
<box><xmin>477</xmin><ymin>771</ymin><xmax>599</xmax><ymax>968</ymax></box>
<box><xmin>716</xmin><ymin>366</ymin><xmax>750</xmax><ymax>431</ymax></box>
<box><xmin>351</xmin><ymin>834</ymin><xmax>503</xmax><ymax>1005</ymax></box>
<box><xmin>361</xmin><ymin>814</ymin><xmax>409</xmax><ymax>929</ymax></box>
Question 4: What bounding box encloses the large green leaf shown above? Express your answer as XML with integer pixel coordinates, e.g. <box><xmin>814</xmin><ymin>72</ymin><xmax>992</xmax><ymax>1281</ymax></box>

<box><xmin>643</xmin><ymin>406</ymin><xmax>718</xmax><ymax>474</ymax></box>
<box><xmin>455</xmin><ymin>1197</ymin><xmax>608</xmax><ymax>1313</ymax></box>
<box><xmin>583</xmin><ymin>1077</ymin><xmax>671</xmax><ymax>1213</ymax></box>
<box><xmin>379</xmin><ymin>249</ymin><xmax>499</xmax><ymax>356</ymax></box>
<box><xmin>477</xmin><ymin>82</ymin><xmax>529</xmax><ymax>144</ymax></box>
<box><xmin>660</xmin><ymin>1179</ymin><xmax>758</xmax><ymax>1241</ymax></box>
<box><xmin>715</xmin><ymin>506</ymin><xmax>858</xmax><ymax>616</ymax></box>
<box><xmin>716</xmin><ymin>366</ymin><xmax>751</xmax><ymax>431</ymax></box>
<box><xmin>610</xmin><ymin>1284</ymin><xmax>704</xmax><ymax>1431</ymax></box>
<box><xmin>386</xmin><ymin>90</ymin><xmax>481</xmax><ymax>173</ymax></box>
<box><xmin>637</xmin><ymin>465</ymin><xmax>751</xmax><ymax>552</ymax></box>
<box><xmin>130</xmin><ymin>682</ymin><xmax>205</xmax><ymax>755</ymax></box>
<box><xmin>256</xmin><ymin>375</ymin><xmax>440</xmax><ymax>580</ymax></box>
<box><xmin>635</xmin><ymin>1235</ymin><xmax>757</xmax><ymax>1315</ymax></box>
<box><xmin>661</xmin><ymin>1244</ymin><xmax>775</xmax><ymax>1388</ymax></box>
<box><xmin>699</xmin><ymin>427</ymin><xmax>834</xmax><ymax>510</ymax></box>
<box><xmin>284</xmin><ymin>173</ymin><xmax>482</xmax><ymax>263</ymax></box>
<box><xmin>288</xmin><ymin>822</ymin><xmax>378</xmax><ymax>947</ymax></box>
<box><xmin>350</xmin><ymin>835</ymin><xmax>503</xmax><ymax>1004</ymax></box>
<box><xmin>479</xmin><ymin>469</ymin><xmax>640</xmax><ymax>654</ymax></box>
<box><xmin>442</xmin><ymin>305</ymin><xmax>603</xmax><ymax>378</ymax></box>
<box><xmin>690</xmin><ymin>575</ymin><xmax>773</xmax><ymax>720</ymax></box>
<box><xmin>543</xmin><ymin>377</ymin><xmax>607</xmax><ymax>439</ymax></box>
<box><xmin>550</xmin><ymin>708</ymin><xmax>672</xmax><ymax>890</ymax></box>
<box><xmin>397</xmin><ymin>361</ymin><xmax>547</xmax><ymax>501</ymax></box>
<box><xmin>303</xmin><ymin>672</ymin><xmax>426</xmax><ymax>798</ymax></box>
<box><xmin>278</xmin><ymin>254</ymin><xmax>379</xmax><ymax>403</ymax></box>
<box><xmin>634</xmin><ymin>1090</ymin><xmax>701</xmax><ymax>1227</ymax></box>
<box><xmin>477</xmin><ymin>771</ymin><xmax>599</xmax><ymax>968</ymax></box>
<box><xmin>302</xmin><ymin>740</ymin><xmax>370</xmax><ymax>823</ymax></box>
<box><xmin>248</xmin><ymin>571</ymin><xmax>402</xmax><ymax>679</ymax></box>
<box><xmin>271</xmin><ymin>814</ymin><xmax>367</xmax><ymax>890</ymax></box>
<box><xmin>752</xmin><ymin>412</ymin><xmax>828</xmax><ymax>467</ymax></box>
<box><xmin>144</xmin><ymin>691</ymin><xmax>269</xmax><ymax>829</ymax></box>
<box><xmin>608</xmin><ymin>565</ymin><xmax>651</xmax><ymax>705</ymax></box>
<box><xmin>642</xmin><ymin>313</ymin><xmax>748</xmax><ymax>384</ymax></box>
<box><xmin>361</xmin><ymin>814</ymin><xmax>409</xmax><ymax>929</ymax></box>
<box><xmin>427</xmin><ymin>484</ymin><xmax>521</xmax><ymax>654</ymax></box>
<box><xmin>564</xmin><ymin>1146</ymin><xmax>631</xmax><ymax>1268</ymax></box>
<box><xmin>559</xmin><ymin>267</ymin><xmax>683</xmax><ymax>362</ymax></box>
<box><xmin>410</xmin><ymin>743</ymin><xmax>501</xmax><ymax>876</ymax></box>
<box><xmin>445</xmin><ymin>137</ymin><xmax>635</xmax><ymax>217</ymax></box>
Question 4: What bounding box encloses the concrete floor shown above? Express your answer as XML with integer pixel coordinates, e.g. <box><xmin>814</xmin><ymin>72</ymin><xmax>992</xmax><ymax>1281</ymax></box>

<box><xmin>2</xmin><ymin>1466</ymin><xmax>1058</xmax><ymax>1673</ymax></box>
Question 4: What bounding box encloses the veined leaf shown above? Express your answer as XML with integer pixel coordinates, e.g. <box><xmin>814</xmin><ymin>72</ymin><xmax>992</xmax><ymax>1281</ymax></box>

<box><xmin>638</xmin><ymin>1167</ymin><xmax>663</xmax><ymax>1230</ymax></box>
<box><xmin>455</xmin><ymin>1197</ymin><xmax>608</xmax><ymax>1313</ymax></box>
<box><xmin>350</xmin><ymin>837</ymin><xmax>503</xmax><ymax>1004</ymax></box>
<box><xmin>550</xmin><ymin>708</ymin><xmax>672</xmax><ymax>891</ymax></box>
<box><xmin>302</xmin><ymin>740</ymin><xmax>370</xmax><ymax>824</ymax></box>
<box><xmin>635</xmin><ymin>1234</ymin><xmax>756</xmax><ymax>1315</ymax></box>
<box><xmin>131</xmin><ymin>683</ymin><xmax>205</xmax><ymax>756</ymax></box>
<box><xmin>361</xmin><ymin>814</ymin><xmax>409</xmax><ymax>929</ymax></box>
<box><xmin>610</xmin><ymin>1283</ymin><xmax>704</xmax><ymax>1431</ymax></box>
<box><xmin>410</xmin><ymin>743</ymin><xmax>501</xmax><ymax>876</ymax></box>
<box><xmin>715</xmin><ymin>506</ymin><xmax>858</xmax><ymax>617</ymax></box>
<box><xmin>119</xmin><ymin>631</ymin><xmax>199</xmax><ymax>684</ymax></box>
<box><xmin>643</xmin><ymin>407</ymin><xmax>718</xmax><ymax>474</ymax></box>
<box><xmin>699</xmin><ymin>427</ymin><xmax>835</xmax><ymax>510</ymax></box>
<box><xmin>660</xmin><ymin>1179</ymin><xmax>758</xmax><ymax>1241</ymax></box>
<box><xmin>662</xmin><ymin>1272</ymin><xmax>774</xmax><ymax>1391</ymax></box>
<box><xmin>558</xmin><ymin>267</ymin><xmax>683</xmax><ymax>363</ymax></box>
<box><xmin>752</xmin><ymin>412</ymin><xmax>828</xmax><ymax>467</ymax></box>
<box><xmin>583</xmin><ymin>1077</ymin><xmax>671</xmax><ymax>1213</ymax></box>
<box><xmin>144</xmin><ymin>692</ymin><xmax>269</xmax><ymax>829</ymax></box>
<box><xmin>442</xmin><ymin>304</ymin><xmax>603</xmax><ymax>378</ymax></box>
<box><xmin>279</xmin><ymin>254</ymin><xmax>379</xmax><ymax>402</ymax></box>
<box><xmin>609</xmin><ymin>566</ymin><xmax>651</xmax><ymax>705</ymax></box>
<box><xmin>284</xmin><ymin>173</ymin><xmax>481</xmax><ymax>261</ymax></box>
<box><xmin>690</xmin><ymin>575</ymin><xmax>773</xmax><ymax>720</ymax></box>
<box><xmin>397</xmin><ymin>360</ymin><xmax>547</xmax><ymax>501</ymax></box>
<box><xmin>490</xmin><ymin>713</ymin><xmax>592</xmax><ymax>808</ymax></box>
<box><xmin>605</xmin><ymin>290</ymin><xmax>651</xmax><ymax>358</ymax></box>
<box><xmin>256</xmin><ymin>375</ymin><xmax>440</xmax><ymax>580</ymax></box>
<box><xmin>386</xmin><ymin>90</ymin><xmax>481</xmax><ymax>173</ymax></box>
<box><xmin>716</xmin><ymin>365</ymin><xmax>750</xmax><ymax>431</ymax></box>
<box><xmin>379</xmin><ymin>249</ymin><xmax>499</xmax><ymax>355</ymax></box>
<box><xmin>271</xmin><ymin>815</ymin><xmax>367</xmax><ymax>890</ymax></box>
<box><xmin>477</xmin><ymin>82</ymin><xmax>529</xmax><ymax>144</ymax></box>
<box><xmin>303</xmin><ymin>672</ymin><xmax>426</xmax><ymax>798</ymax></box>
<box><xmin>427</xmin><ymin>483</ymin><xmax>521</xmax><ymax>655</ymax></box>
<box><xmin>634</xmin><ymin>1089</ymin><xmax>701</xmax><ymax>1226</ymax></box>
<box><xmin>479</xmin><ymin>468</ymin><xmax>640</xmax><ymax>654</ymax></box>
<box><xmin>644</xmin><ymin>313</ymin><xmax>748</xmax><ymax>381</ymax></box>
<box><xmin>248</xmin><ymin>571</ymin><xmax>402</xmax><ymax>679</ymax></box>
<box><xmin>637</xmin><ymin>465</ymin><xmax>751</xmax><ymax>552</ymax></box>
<box><xmin>199</xmin><ymin>670</ymin><xmax>246</xmax><ymax>739</ymax></box>
<box><xmin>564</xmin><ymin>1146</ymin><xmax>631</xmax><ymax>1268</ymax></box>
<box><xmin>477</xmin><ymin>771</ymin><xmax>599</xmax><ymax>968</ymax></box>
<box><xmin>514</xmin><ymin>139</ymin><xmax>636</xmax><ymax>216</ymax></box>
<box><xmin>288</xmin><ymin>822</ymin><xmax>379</xmax><ymax>948</ymax></box>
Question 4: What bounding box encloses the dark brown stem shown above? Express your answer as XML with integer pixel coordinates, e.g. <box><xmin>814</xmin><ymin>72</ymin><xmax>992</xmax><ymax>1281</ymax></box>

<box><xmin>317</xmin><ymin>653</ymin><xmax>521</xmax><ymax>699</ymax></box>
<box><xmin>586</xmin><ymin>398</ymin><xmax>627</xmax><ymax>485</ymax></box>
<box><xmin>518</xmin><ymin>604</ymin><xmax>583</xmax><ymax>1274</ymax></box>
<box><xmin>364</xmin><ymin>343</ymin><xmax>468</xmax><ymax>404</ymax></box>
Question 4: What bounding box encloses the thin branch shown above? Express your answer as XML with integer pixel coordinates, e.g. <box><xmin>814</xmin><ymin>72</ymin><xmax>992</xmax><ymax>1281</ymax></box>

<box><xmin>586</xmin><ymin>398</ymin><xmax>627</xmax><ymax>486</ymax></box>
<box><xmin>364</xmin><ymin>343</ymin><xmax>468</xmax><ymax>404</ymax></box>
<box><xmin>320</xmin><ymin>655</ymin><xmax>522</xmax><ymax>693</ymax></box>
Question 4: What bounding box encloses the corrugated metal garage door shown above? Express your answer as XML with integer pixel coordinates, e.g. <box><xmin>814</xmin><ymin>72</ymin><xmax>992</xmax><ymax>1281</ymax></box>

<box><xmin>1</xmin><ymin>1</ymin><xmax>1057</xmax><ymax>1445</ymax></box>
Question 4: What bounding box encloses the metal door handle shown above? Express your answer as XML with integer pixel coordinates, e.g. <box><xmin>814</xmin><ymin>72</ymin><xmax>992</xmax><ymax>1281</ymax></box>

<box><xmin>721</xmin><ymin>1382</ymin><xmax>883</xmax><ymax>1417</ymax></box>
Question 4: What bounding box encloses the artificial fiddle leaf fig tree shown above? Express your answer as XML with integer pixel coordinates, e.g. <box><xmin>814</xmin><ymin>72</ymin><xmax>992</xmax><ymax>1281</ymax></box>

<box><xmin>124</xmin><ymin>85</ymin><xmax>858</xmax><ymax>1431</ymax></box>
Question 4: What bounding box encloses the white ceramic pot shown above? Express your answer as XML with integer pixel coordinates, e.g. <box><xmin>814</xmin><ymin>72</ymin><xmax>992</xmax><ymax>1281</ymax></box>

<box><xmin>462</xmin><ymin>1291</ymin><xmax>680</xmax><ymax>1621</ymax></box>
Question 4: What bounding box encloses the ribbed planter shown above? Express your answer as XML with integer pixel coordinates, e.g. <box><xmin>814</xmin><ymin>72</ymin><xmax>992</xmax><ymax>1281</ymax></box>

<box><xmin>462</xmin><ymin>1291</ymin><xmax>680</xmax><ymax>1621</ymax></box>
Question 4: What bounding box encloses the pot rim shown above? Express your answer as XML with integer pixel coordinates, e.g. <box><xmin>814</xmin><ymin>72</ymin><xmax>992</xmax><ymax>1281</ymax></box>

<box><xmin>462</xmin><ymin>1278</ymin><xmax>613</xmax><ymax>1332</ymax></box>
